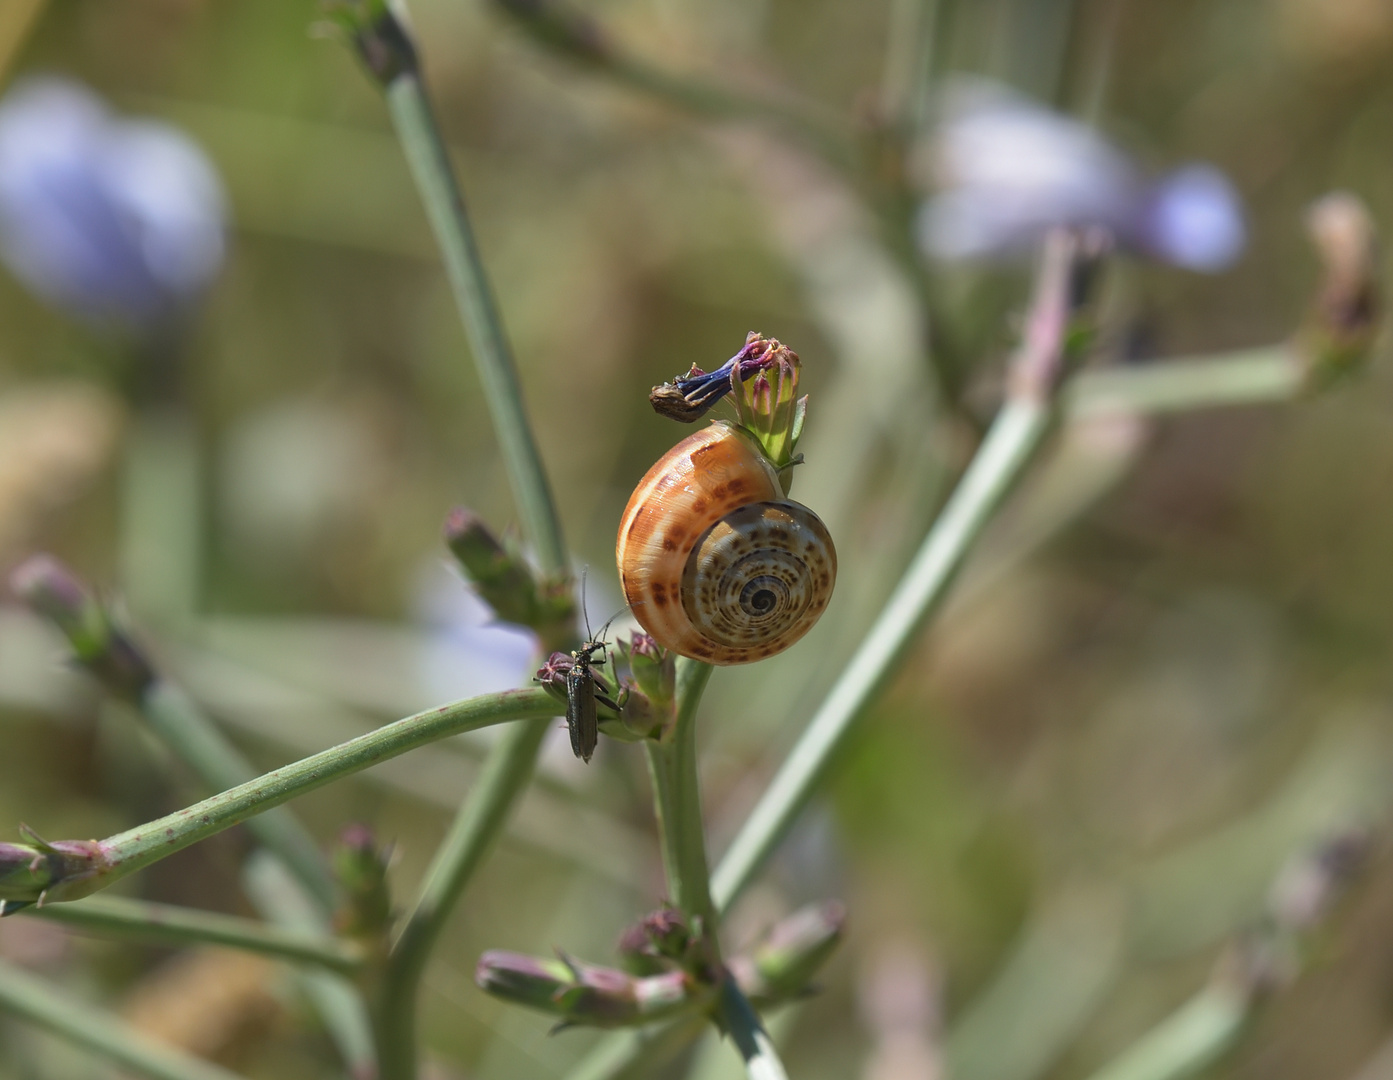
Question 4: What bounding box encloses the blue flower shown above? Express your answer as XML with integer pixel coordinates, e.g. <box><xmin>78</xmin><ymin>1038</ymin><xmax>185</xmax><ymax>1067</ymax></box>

<box><xmin>0</xmin><ymin>76</ymin><xmax>226</xmax><ymax>329</ymax></box>
<box><xmin>917</xmin><ymin>80</ymin><xmax>1244</xmax><ymax>272</ymax></box>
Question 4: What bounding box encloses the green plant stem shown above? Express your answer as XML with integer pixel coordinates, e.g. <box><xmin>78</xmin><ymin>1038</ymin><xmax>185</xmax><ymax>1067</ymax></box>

<box><xmin>48</xmin><ymin>688</ymin><xmax>555</xmax><ymax>903</ymax></box>
<box><xmin>384</xmin><ymin>71</ymin><xmax>566</xmax><ymax>576</ymax></box>
<box><xmin>566</xmin><ymin>1015</ymin><xmax>711</xmax><ymax>1080</ymax></box>
<box><xmin>1066</xmin><ymin>346</ymin><xmax>1301</xmax><ymax>420</ymax></box>
<box><xmin>138</xmin><ymin>679</ymin><xmax>338</xmax><ymax>910</ymax></box>
<box><xmin>1081</xmin><ymin>984</ymin><xmax>1248</xmax><ymax>1080</ymax></box>
<box><xmin>711</xmin><ymin>393</ymin><xmax>1052</xmax><ymax>910</ymax></box>
<box><xmin>645</xmin><ymin>659</ymin><xmax>717</xmax><ymax>933</ymax></box>
<box><xmin>21</xmin><ymin>895</ymin><xmax>361</xmax><ymax>974</ymax></box>
<box><xmin>0</xmin><ymin>959</ymin><xmax>243</xmax><ymax>1080</ymax></box>
<box><xmin>375</xmin><ymin>714</ymin><xmax>552</xmax><ymax>1080</ymax></box>
<box><xmin>718</xmin><ymin>978</ymin><xmax>790</xmax><ymax>1080</ymax></box>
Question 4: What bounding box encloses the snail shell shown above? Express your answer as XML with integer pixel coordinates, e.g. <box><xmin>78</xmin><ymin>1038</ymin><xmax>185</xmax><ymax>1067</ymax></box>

<box><xmin>616</xmin><ymin>422</ymin><xmax>836</xmax><ymax>665</ymax></box>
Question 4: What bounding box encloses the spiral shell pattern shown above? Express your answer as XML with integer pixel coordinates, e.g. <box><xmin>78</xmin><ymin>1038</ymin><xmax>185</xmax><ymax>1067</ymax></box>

<box><xmin>616</xmin><ymin>423</ymin><xmax>837</xmax><ymax>665</ymax></box>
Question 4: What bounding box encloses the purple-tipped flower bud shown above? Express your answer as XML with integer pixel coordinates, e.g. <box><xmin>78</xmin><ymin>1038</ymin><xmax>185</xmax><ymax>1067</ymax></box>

<box><xmin>1268</xmin><ymin>829</ymin><xmax>1370</xmax><ymax>933</ymax></box>
<box><xmin>1299</xmin><ymin>192</ymin><xmax>1380</xmax><ymax>388</ymax></box>
<box><xmin>612</xmin><ymin>634</ymin><xmax>676</xmax><ymax>738</ymax></box>
<box><xmin>444</xmin><ymin>508</ymin><xmax>574</xmax><ymax>643</ymax></box>
<box><xmin>12</xmin><ymin>554</ymin><xmax>153</xmax><ymax>700</ymax></box>
<box><xmin>332</xmin><ymin>824</ymin><xmax>393</xmax><ymax>940</ymax></box>
<box><xmin>649</xmin><ymin>333</ymin><xmax>806</xmax><ymax>486</ymax></box>
<box><xmin>535</xmin><ymin>651</ymin><xmax>573</xmax><ymax>696</ymax></box>
<box><xmin>0</xmin><ymin>830</ymin><xmax>108</xmax><ymax>908</ymax></box>
<box><xmin>475</xmin><ymin>949</ymin><xmax>703</xmax><ymax>1029</ymax></box>
<box><xmin>616</xmin><ymin>906</ymin><xmax>697</xmax><ymax>975</ymax></box>
<box><xmin>728</xmin><ymin>901</ymin><xmax>846</xmax><ymax>1006</ymax></box>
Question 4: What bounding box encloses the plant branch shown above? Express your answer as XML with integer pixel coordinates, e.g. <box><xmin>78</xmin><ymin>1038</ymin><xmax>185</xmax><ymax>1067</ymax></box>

<box><xmin>375</xmin><ymin>714</ymin><xmax>552</xmax><ymax>1080</ymax></box>
<box><xmin>645</xmin><ymin>659</ymin><xmax>717</xmax><ymax>933</ymax></box>
<box><xmin>383</xmin><ymin>66</ymin><xmax>567</xmax><ymax>577</ymax></box>
<box><xmin>1081</xmin><ymin>984</ymin><xmax>1248</xmax><ymax>1080</ymax></box>
<box><xmin>20</xmin><ymin>894</ymin><xmax>362</xmax><ymax>974</ymax></box>
<box><xmin>0</xmin><ymin>959</ymin><xmax>244</xmax><ymax>1080</ymax></box>
<box><xmin>2</xmin><ymin>687</ymin><xmax>556</xmax><ymax>905</ymax></box>
<box><xmin>1066</xmin><ymin>346</ymin><xmax>1302</xmax><ymax>420</ymax></box>
<box><xmin>139</xmin><ymin>681</ymin><xmax>339</xmax><ymax>909</ymax></box>
<box><xmin>491</xmin><ymin>0</ymin><xmax>856</xmax><ymax>172</ymax></box>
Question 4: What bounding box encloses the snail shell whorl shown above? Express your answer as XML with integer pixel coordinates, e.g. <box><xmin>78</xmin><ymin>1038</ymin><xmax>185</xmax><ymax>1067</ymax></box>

<box><xmin>616</xmin><ymin>423</ymin><xmax>837</xmax><ymax>665</ymax></box>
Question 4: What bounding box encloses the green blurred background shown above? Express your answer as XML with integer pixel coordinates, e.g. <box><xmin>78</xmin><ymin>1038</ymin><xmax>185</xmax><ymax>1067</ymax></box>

<box><xmin>1</xmin><ymin>0</ymin><xmax>1393</xmax><ymax>1078</ymax></box>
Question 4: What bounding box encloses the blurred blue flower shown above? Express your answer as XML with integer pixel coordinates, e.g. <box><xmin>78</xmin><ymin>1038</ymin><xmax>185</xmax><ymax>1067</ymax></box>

<box><xmin>0</xmin><ymin>76</ymin><xmax>226</xmax><ymax>329</ymax></box>
<box><xmin>917</xmin><ymin>80</ymin><xmax>1244</xmax><ymax>272</ymax></box>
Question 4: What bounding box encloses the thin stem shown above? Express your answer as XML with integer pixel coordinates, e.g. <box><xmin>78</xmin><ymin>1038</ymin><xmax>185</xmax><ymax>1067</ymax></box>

<box><xmin>384</xmin><ymin>71</ymin><xmax>566</xmax><ymax>576</ymax></box>
<box><xmin>645</xmin><ymin>659</ymin><xmax>717</xmax><ymax>932</ymax></box>
<box><xmin>52</xmin><ymin>687</ymin><xmax>555</xmax><ymax>902</ymax></box>
<box><xmin>710</xmin><ymin>394</ymin><xmax>1052</xmax><ymax>911</ymax></box>
<box><xmin>375</xmin><ymin>714</ymin><xmax>552</xmax><ymax>1080</ymax></box>
<box><xmin>1065</xmin><ymin>346</ymin><xmax>1301</xmax><ymax>419</ymax></box>
<box><xmin>494</xmin><ymin>2</ymin><xmax>856</xmax><ymax>173</ymax></box>
<box><xmin>241</xmin><ymin>851</ymin><xmax>378</xmax><ymax>1079</ymax></box>
<box><xmin>20</xmin><ymin>895</ymin><xmax>362</xmax><ymax>974</ymax></box>
<box><xmin>138</xmin><ymin>680</ymin><xmax>338</xmax><ymax>910</ymax></box>
<box><xmin>1081</xmin><ymin>984</ymin><xmax>1248</xmax><ymax>1080</ymax></box>
<box><xmin>718</xmin><ymin>979</ymin><xmax>790</xmax><ymax>1080</ymax></box>
<box><xmin>0</xmin><ymin>959</ymin><xmax>243</xmax><ymax>1080</ymax></box>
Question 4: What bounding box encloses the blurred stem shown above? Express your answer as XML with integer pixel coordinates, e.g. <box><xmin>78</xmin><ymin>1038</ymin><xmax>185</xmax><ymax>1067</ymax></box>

<box><xmin>21</xmin><ymin>894</ymin><xmax>362</xmax><ymax>975</ymax></box>
<box><xmin>566</xmin><ymin>1015</ymin><xmax>711</xmax><ymax>1080</ymax></box>
<box><xmin>241</xmin><ymin>852</ymin><xmax>378</xmax><ymax>1079</ymax></box>
<box><xmin>121</xmin><ymin>410</ymin><xmax>201</xmax><ymax>625</ymax></box>
<box><xmin>384</xmin><ymin>71</ymin><xmax>567</xmax><ymax>577</ymax></box>
<box><xmin>1066</xmin><ymin>346</ymin><xmax>1302</xmax><ymax>419</ymax></box>
<box><xmin>711</xmin><ymin>393</ymin><xmax>1051</xmax><ymax>910</ymax></box>
<box><xmin>0</xmin><ymin>959</ymin><xmax>243</xmax><ymax>1080</ymax></box>
<box><xmin>137</xmin><ymin>679</ymin><xmax>338</xmax><ymax>911</ymax></box>
<box><xmin>718</xmin><ymin>979</ymin><xmax>789</xmax><ymax>1080</ymax></box>
<box><xmin>1081</xmin><ymin>984</ymin><xmax>1248</xmax><ymax>1080</ymax></box>
<box><xmin>645</xmin><ymin>659</ymin><xmax>718</xmax><ymax>936</ymax></box>
<box><xmin>51</xmin><ymin>688</ymin><xmax>556</xmax><ymax>902</ymax></box>
<box><xmin>494</xmin><ymin>2</ymin><xmax>856</xmax><ymax>173</ymax></box>
<box><xmin>375</xmin><ymin>714</ymin><xmax>552</xmax><ymax>1080</ymax></box>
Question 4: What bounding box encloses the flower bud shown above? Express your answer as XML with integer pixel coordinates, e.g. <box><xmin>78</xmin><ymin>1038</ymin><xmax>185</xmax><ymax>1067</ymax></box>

<box><xmin>475</xmin><ymin>949</ymin><xmax>703</xmax><ymax>1028</ymax></box>
<box><xmin>11</xmin><ymin>554</ymin><xmax>153</xmax><ymax>700</ymax></box>
<box><xmin>616</xmin><ymin>907</ymin><xmax>697</xmax><ymax>974</ymax></box>
<box><xmin>332</xmin><ymin>824</ymin><xmax>393</xmax><ymax>941</ymax></box>
<box><xmin>1299</xmin><ymin>192</ymin><xmax>1380</xmax><ymax>389</ymax></box>
<box><xmin>444</xmin><ymin>508</ymin><xmax>574</xmax><ymax>642</ymax></box>
<box><xmin>0</xmin><ymin>830</ymin><xmax>109</xmax><ymax>908</ymax></box>
<box><xmin>728</xmin><ymin>901</ymin><xmax>846</xmax><ymax>1006</ymax></box>
<box><xmin>610</xmin><ymin>634</ymin><xmax>676</xmax><ymax>738</ymax></box>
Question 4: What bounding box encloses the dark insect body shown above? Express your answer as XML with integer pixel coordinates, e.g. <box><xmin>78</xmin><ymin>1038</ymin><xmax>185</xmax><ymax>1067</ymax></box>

<box><xmin>565</xmin><ymin>637</ymin><xmax>621</xmax><ymax>764</ymax></box>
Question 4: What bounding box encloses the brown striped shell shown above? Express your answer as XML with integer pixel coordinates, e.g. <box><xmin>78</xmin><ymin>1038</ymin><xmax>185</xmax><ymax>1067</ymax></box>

<box><xmin>615</xmin><ymin>422</ymin><xmax>837</xmax><ymax>665</ymax></box>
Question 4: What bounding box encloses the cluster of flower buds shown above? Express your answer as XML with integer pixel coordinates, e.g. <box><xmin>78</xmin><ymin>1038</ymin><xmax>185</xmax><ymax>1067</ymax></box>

<box><xmin>1299</xmin><ymin>192</ymin><xmax>1381</xmax><ymax>389</ymax></box>
<box><xmin>535</xmin><ymin>632</ymin><xmax>677</xmax><ymax>744</ymax></box>
<box><xmin>650</xmin><ymin>332</ymin><xmax>807</xmax><ymax>485</ymax></box>
<box><xmin>11</xmin><ymin>554</ymin><xmax>154</xmax><ymax>702</ymax></box>
<box><xmin>476</xmin><ymin>901</ymin><xmax>844</xmax><ymax>1030</ymax></box>
<box><xmin>0</xmin><ymin>828</ymin><xmax>109</xmax><ymax>913</ymax></box>
<box><xmin>331</xmin><ymin>824</ymin><xmax>394</xmax><ymax>945</ymax></box>
<box><xmin>444</xmin><ymin>509</ymin><xmax>575</xmax><ymax>649</ymax></box>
